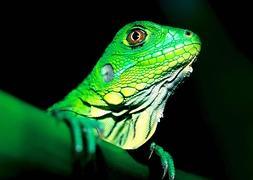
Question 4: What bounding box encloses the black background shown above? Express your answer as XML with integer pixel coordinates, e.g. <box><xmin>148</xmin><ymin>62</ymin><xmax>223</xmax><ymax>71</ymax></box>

<box><xmin>1</xmin><ymin>1</ymin><xmax>252</xmax><ymax>179</ymax></box>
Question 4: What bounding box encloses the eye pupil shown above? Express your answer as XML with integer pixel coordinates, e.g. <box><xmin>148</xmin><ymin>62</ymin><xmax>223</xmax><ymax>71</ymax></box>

<box><xmin>132</xmin><ymin>31</ymin><xmax>140</xmax><ymax>41</ymax></box>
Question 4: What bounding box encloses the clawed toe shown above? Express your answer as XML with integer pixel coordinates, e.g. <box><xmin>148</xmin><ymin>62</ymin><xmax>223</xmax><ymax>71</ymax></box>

<box><xmin>49</xmin><ymin>110</ymin><xmax>103</xmax><ymax>159</ymax></box>
<box><xmin>149</xmin><ymin>142</ymin><xmax>175</xmax><ymax>180</ymax></box>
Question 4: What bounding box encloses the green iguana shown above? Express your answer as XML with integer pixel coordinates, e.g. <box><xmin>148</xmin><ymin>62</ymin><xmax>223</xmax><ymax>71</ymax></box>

<box><xmin>48</xmin><ymin>21</ymin><xmax>201</xmax><ymax>179</ymax></box>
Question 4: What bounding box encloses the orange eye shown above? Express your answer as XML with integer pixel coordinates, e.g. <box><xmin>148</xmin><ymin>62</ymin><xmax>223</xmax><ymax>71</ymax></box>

<box><xmin>126</xmin><ymin>28</ymin><xmax>146</xmax><ymax>46</ymax></box>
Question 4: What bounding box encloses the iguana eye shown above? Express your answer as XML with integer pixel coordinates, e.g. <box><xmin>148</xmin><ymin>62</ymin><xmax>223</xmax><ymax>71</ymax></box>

<box><xmin>101</xmin><ymin>64</ymin><xmax>114</xmax><ymax>82</ymax></box>
<box><xmin>126</xmin><ymin>28</ymin><xmax>146</xmax><ymax>46</ymax></box>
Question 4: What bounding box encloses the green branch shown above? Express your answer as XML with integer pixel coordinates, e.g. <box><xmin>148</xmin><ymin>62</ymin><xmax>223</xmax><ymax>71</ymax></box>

<box><xmin>0</xmin><ymin>90</ymin><xmax>208</xmax><ymax>179</ymax></box>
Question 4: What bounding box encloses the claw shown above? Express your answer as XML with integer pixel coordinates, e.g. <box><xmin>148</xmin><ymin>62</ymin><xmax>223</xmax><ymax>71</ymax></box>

<box><xmin>149</xmin><ymin>142</ymin><xmax>156</xmax><ymax>159</ymax></box>
<box><xmin>162</xmin><ymin>163</ymin><xmax>168</xmax><ymax>180</ymax></box>
<box><xmin>149</xmin><ymin>142</ymin><xmax>175</xmax><ymax>180</ymax></box>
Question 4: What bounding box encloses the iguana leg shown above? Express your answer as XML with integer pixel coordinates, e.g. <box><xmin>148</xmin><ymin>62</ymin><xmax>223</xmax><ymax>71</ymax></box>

<box><xmin>49</xmin><ymin>110</ymin><xmax>103</xmax><ymax>159</ymax></box>
<box><xmin>149</xmin><ymin>142</ymin><xmax>175</xmax><ymax>180</ymax></box>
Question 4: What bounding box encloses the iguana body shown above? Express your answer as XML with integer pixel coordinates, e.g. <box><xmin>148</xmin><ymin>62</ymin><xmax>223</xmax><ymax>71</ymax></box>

<box><xmin>48</xmin><ymin>21</ymin><xmax>201</xmax><ymax>179</ymax></box>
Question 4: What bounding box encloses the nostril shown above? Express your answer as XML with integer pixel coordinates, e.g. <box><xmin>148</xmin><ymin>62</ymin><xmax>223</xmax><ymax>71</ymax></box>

<box><xmin>185</xmin><ymin>30</ymin><xmax>192</xmax><ymax>37</ymax></box>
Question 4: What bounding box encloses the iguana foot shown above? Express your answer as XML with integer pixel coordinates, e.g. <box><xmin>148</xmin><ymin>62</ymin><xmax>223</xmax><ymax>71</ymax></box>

<box><xmin>49</xmin><ymin>110</ymin><xmax>103</xmax><ymax>159</ymax></box>
<box><xmin>149</xmin><ymin>142</ymin><xmax>175</xmax><ymax>180</ymax></box>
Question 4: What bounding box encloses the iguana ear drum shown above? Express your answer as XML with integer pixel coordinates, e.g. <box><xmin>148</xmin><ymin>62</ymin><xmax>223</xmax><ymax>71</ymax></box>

<box><xmin>101</xmin><ymin>64</ymin><xmax>114</xmax><ymax>82</ymax></box>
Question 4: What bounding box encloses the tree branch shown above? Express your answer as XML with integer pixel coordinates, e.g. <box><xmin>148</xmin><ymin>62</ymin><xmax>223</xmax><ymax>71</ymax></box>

<box><xmin>0</xmin><ymin>90</ymin><xmax>209</xmax><ymax>179</ymax></box>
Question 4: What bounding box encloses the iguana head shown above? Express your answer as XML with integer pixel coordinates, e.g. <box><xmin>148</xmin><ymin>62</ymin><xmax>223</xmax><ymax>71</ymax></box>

<box><xmin>64</xmin><ymin>21</ymin><xmax>201</xmax><ymax>149</ymax></box>
<box><xmin>86</xmin><ymin>21</ymin><xmax>200</xmax><ymax>105</ymax></box>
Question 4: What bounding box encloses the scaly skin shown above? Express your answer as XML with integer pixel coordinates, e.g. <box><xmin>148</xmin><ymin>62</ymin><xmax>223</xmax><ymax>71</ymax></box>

<box><xmin>48</xmin><ymin>21</ymin><xmax>201</xmax><ymax>179</ymax></box>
